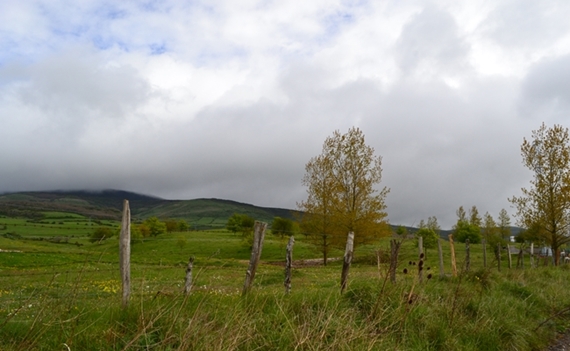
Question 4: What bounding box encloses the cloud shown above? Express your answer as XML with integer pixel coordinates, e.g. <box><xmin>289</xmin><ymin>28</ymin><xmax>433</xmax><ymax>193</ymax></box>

<box><xmin>519</xmin><ymin>54</ymin><xmax>570</xmax><ymax>120</ymax></box>
<box><xmin>1</xmin><ymin>1</ymin><xmax>569</xmax><ymax>230</ymax></box>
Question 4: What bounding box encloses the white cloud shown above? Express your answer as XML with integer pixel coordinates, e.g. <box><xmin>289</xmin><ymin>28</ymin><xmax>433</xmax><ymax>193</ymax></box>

<box><xmin>1</xmin><ymin>0</ymin><xmax>570</xmax><ymax>228</ymax></box>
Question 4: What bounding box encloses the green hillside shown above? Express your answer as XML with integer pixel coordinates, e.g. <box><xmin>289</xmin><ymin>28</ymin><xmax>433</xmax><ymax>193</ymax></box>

<box><xmin>0</xmin><ymin>190</ymin><xmax>300</xmax><ymax>229</ymax></box>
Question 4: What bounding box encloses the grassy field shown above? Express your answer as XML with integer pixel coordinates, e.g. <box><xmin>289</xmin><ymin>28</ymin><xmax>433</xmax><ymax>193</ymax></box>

<box><xmin>1</xmin><ymin>213</ymin><xmax>570</xmax><ymax>350</ymax></box>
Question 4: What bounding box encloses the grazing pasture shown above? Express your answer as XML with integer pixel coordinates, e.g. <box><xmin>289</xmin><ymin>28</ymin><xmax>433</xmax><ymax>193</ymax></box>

<box><xmin>1</xmin><ymin>213</ymin><xmax>570</xmax><ymax>350</ymax></box>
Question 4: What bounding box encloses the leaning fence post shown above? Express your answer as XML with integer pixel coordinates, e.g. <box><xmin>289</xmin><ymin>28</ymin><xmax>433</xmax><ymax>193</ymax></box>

<box><xmin>284</xmin><ymin>236</ymin><xmax>295</xmax><ymax>294</ymax></box>
<box><xmin>340</xmin><ymin>231</ymin><xmax>354</xmax><ymax>293</ymax></box>
<box><xmin>449</xmin><ymin>234</ymin><xmax>457</xmax><ymax>277</ymax></box>
<box><xmin>119</xmin><ymin>199</ymin><xmax>131</xmax><ymax>308</ymax></box>
<box><xmin>184</xmin><ymin>257</ymin><xmax>194</xmax><ymax>295</ymax></box>
<box><xmin>242</xmin><ymin>221</ymin><xmax>267</xmax><ymax>295</ymax></box>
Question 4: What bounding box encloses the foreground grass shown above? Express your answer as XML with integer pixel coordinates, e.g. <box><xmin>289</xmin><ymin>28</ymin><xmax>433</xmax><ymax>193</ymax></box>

<box><xmin>2</xmin><ymin>218</ymin><xmax>570</xmax><ymax>350</ymax></box>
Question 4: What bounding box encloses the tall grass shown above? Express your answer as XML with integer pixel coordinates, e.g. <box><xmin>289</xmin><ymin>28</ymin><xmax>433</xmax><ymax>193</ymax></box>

<box><xmin>2</xmin><ymin>224</ymin><xmax>570</xmax><ymax>350</ymax></box>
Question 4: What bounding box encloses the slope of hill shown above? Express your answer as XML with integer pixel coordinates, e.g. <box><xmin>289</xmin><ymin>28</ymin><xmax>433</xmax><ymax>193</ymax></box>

<box><xmin>0</xmin><ymin>190</ymin><xmax>300</xmax><ymax>229</ymax></box>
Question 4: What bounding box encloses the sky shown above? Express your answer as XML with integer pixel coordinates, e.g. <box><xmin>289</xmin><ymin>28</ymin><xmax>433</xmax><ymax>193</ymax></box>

<box><xmin>1</xmin><ymin>1</ymin><xmax>570</xmax><ymax>229</ymax></box>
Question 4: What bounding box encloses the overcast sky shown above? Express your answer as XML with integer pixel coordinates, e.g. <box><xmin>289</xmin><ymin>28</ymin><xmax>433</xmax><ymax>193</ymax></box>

<box><xmin>1</xmin><ymin>1</ymin><xmax>570</xmax><ymax>228</ymax></box>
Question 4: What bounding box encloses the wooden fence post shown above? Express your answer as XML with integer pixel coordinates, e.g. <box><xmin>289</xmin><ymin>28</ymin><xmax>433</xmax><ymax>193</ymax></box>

<box><xmin>517</xmin><ymin>247</ymin><xmax>524</xmax><ymax>269</ymax></box>
<box><xmin>437</xmin><ymin>237</ymin><xmax>445</xmax><ymax>278</ymax></box>
<box><xmin>119</xmin><ymin>199</ymin><xmax>131</xmax><ymax>308</ymax></box>
<box><xmin>497</xmin><ymin>243</ymin><xmax>501</xmax><ymax>272</ymax></box>
<box><xmin>482</xmin><ymin>239</ymin><xmax>487</xmax><ymax>268</ymax></box>
<box><xmin>530</xmin><ymin>243</ymin><xmax>535</xmax><ymax>268</ymax></box>
<box><xmin>389</xmin><ymin>239</ymin><xmax>402</xmax><ymax>283</ymax></box>
<box><xmin>507</xmin><ymin>244</ymin><xmax>512</xmax><ymax>269</ymax></box>
<box><xmin>449</xmin><ymin>234</ymin><xmax>457</xmax><ymax>277</ymax></box>
<box><xmin>284</xmin><ymin>236</ymin><xmax>294</xmax><ymax>294</ymax></box>
<box><xmin>465</xmin><ymin>239</ymin><xmax>470</xmax><ymax>272</ymax></box>
<box><xmin>340</xmin><ymin>232</ymin><xmax>354</xmax><ymax>293</ymax></box>
<box><xmin>184</xmin><ymin>257</ymin><xmax>194</xmax><ymax>295</ymax></box>
<box><xmin>242</xmin><ymin>221</ymin><xmax>267</xmax><ymax>295</ymax></box>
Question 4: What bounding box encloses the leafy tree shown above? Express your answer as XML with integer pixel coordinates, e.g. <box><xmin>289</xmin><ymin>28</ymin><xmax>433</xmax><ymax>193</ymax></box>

<box><xmin>138</xmin><ymin>223</ymin><xmax>151</xmax><ymax>237</ymax></box>
<box><xmin>177</xmin><ymin>220</ymin><xmax>189</xmax><ymax>231</ymax></box>
<box><xmin>416</xmin><ymin>216</ymin><xmax>440</xmax><ymax>249</ymax></box>
<box><xmin>509</xmin><ymin>123</ymin><xmax>570</xmax><ymax>265</ymax></box>
<box><xmin>226</xmin><ymin>213</ymin><xmax>255</xmax><ymax>237</ymax></box>
<box><xmin>469</xmin><ymin>206</ymin><xmax>482</xmax><ymax>228</ymax></box>
<box><xmin>298</xmin><ymin>127</ymin><xmax>390</xmax><ymax>258</ymax></box>
<box><xmin>395</xmin><ymin>226</ymin><xmax>407</xmax><ymax>236</ymax></box>
<box><xmin>90</xmin><ymin>227</ymin><xmax>113</xmax><ymax>243</ymax></box>
<box><xmin>165</xmin><ymin>219</ymin><xmax>179</xmax><ymax>233</ymax></box>
<box><xmin>482</xmin><ymin>212</ymin><xmax>503</xmax><ymax>251</ymax></box>
<box><xmin>143</xmin><ymin>217</ymin><xmax>167</xmax><ymax>237</ymax></box>
<box><xmin>226</xmin><ymin>213</ymin><xmax>243</xmax><ymax>234</ymax></box>
<box><xmin>453</xmin><ymin>206</ymin><xmax>481</xmax><ymax>243</ymax></box>
<box><xmin>271</xmin><ymin>217</ymin><xmax>294</xmax><ymax>238</ymax></box>
<box><xmin>498</xmin><ymin>208</ymin><xmax>511</xmax><ymax>241</ymax></box>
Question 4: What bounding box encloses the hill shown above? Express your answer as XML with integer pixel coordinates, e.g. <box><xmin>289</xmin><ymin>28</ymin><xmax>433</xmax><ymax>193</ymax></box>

<box><xmin>0</xmin><ymin>190</ymin><xmax>300</xmax><ymax>229</ymax></box>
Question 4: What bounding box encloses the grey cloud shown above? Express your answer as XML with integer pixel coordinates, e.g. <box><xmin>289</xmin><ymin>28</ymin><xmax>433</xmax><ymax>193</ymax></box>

<box><xmin>395</xmin><ymin>5</ymin><xmax>469</xmax><ymax>76</ymax></box>
<box><xmin>15</xmin><ymin>50</ymin><xmax>151</xmax><ymax>124</ymax></box>
<box><xmin>519</xmin><ymin>54</ymin><xmax>570</xmax><ymax>120</ymax></box>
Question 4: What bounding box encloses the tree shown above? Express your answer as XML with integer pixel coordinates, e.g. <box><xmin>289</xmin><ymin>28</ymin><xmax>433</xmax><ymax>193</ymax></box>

<box><xmin>90</xmin><ymin>227</ymin><xmax>113</xmax><ymax>243</ymax></box>
<box><xmin>416</xmin><ymin>216</ymin><xmax>440</xmax><ymax>249</ymax></box>
<box><xmin>177</xmin><ymin>220</ymin><xmax>189</xmax><ymax>232</ymax></box>
<box><xmin>482</xmin><ymin>212</ymin><xmax>503</xmax><ymax>252</ymax></box>
<box><xmin>226</xmin><ymin>213</ymin><xmax>255</xmax><ymax>237</ymax></box>
<box><xmin>298</xmin><ymin>127</ymin><xmax>390</xmax><ymax>257</ymax></box>
<box><xmin>498</xmin><ymin>208</ymin><xmax>511</xmax><ymax>241</ymax></box>
<box><xmin>271</xmin><ymin>217</ymin><xmax>294</xmax><ymax>238</ymax></box>
<box><xmin>165</xmin><ymin>219</ymin><xmax>179</xmax><ymax>233</ymax></box>
<box><xmin>469</xmin><ymin>206</ymin><xmax>482</xmax><ymax>229</ymax></box>
<box><xmin>509</xmin><ymin>123</ymin><xmax>570</xmax><ymax>265</ymax></box>
<box><xmin>453</xmin><ymin>206</ymin><xmax>481</xmax><ymax>243</ymax></box>
<box><xmin>143</xmin><ymin>217</ymin><xmax>167</xmax><ymax>237</ymax></box>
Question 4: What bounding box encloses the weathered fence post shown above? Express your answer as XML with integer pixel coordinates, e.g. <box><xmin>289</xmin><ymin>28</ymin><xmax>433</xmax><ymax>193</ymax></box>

<box><xmin>497</xmin><ymin>243</ymin><xmax>501</xmax><ymax>272</ymax></box>
<box><xmin>418</xmin><ymin>236</ymin><xmax>425</xmax><ymax>282</ymax></box>
<box><xmin>340</xmin><ymin>231</ymin><xmax>354</xmax><ymax>293</ymax></box>
<box><xmin>119</xmin><ymin>199</ymin><xmax>131</xmax><ymax>308</ymax></box>
<box><xmin>242</xmin><ymin>221</ymin><xmax>267</xmax><ymax>295</ymax></box>
<box><xmin>389</xmin><ymin>239</ymin><xmax>402</xmax><ymax>283</ymax></box>
<box><xmin>465</xmin><ymin>239</ymin><xmax>470</xmax><ymax>272</ymax></box>
<box><xmin>449</xmin><ymin>234</ymin><xmax>457</xmax><ymax>277</ymax></box>
<box><xmin>517</xmin><ymin>247</ymin><xmax>524</xmax><ymax>269</ymax></box>
<box><xmin>482</xmin><ymin>239</ymin><xmax>487</xmax><ymax>268</ymax></box>
<box><xmin>437</xmin><ymin>237</ymin><xmax>445</xmax><ymax>278</ymax></box>
<box><xmin>284</xmin><ymin>236</ymin><xmax>294</xmax><ymax>294</ymax></box>
<box><xmin>530</xmin><ymin>243</ymin><xmax>535</xmax><ymax>268</ymax></box>
<box><xmin>507</xmin><ymin>244</ymin><xmax>513</xmax><ymax>269</ymax></box>
<box><xmin>184</xmin><ymin>256</ymin><xmax>194</xmax><ymax>295</ymax></box>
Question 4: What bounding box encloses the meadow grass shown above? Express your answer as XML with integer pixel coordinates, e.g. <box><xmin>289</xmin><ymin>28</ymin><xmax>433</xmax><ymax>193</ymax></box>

<box><xmin>1</xmin><ymin>216</ymin><xmax>570</xmax><ymax>350</ymax></box>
